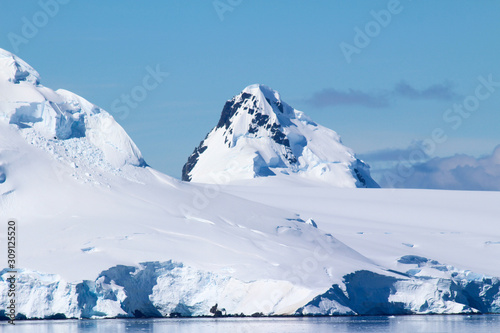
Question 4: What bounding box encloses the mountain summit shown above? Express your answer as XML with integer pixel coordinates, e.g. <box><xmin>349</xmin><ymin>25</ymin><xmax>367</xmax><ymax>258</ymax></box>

<box><xmin>182</xmin><ymin>84</ymin><xmax>378</xmax><ymax>187</ymax></box>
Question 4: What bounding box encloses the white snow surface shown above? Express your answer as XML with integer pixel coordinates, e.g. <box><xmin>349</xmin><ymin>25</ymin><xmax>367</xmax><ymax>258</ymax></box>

<box><xmin>183</xmin><ymin>84</ymin><xmax>378</xmax><ymax>188</ymax></box>
<box><xmin>0</xmin><ymin>48</ymin><xmax>145</xmax><ymax>170</ymax></box>
<box><xmin>1</xmin><ymin>49</ymin><xmax>500</xmax><ymax>318</ymax></box>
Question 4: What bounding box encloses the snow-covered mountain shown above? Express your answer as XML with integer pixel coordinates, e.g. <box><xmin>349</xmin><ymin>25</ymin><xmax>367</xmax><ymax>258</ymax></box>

<box><xmin>0</xmin><ymin>48</ymin><xmax>146</xmax><ymax>175</ymax></box>
<box><xmin>1</xmin><ymin>49</ymin><xmax>500</xmax><ymax>320</ymax></box>
<box><xmin>182</xmin><ymin>84</ymin><xmax>378</xmax><ymax>187</ymax></box>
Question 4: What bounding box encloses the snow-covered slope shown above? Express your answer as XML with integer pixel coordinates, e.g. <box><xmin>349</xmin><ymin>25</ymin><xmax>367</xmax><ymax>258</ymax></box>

<box><xmin>0</xmin><ymin>119</ymin><xmax>378</xmax><ymax>318</ymax></box>
<box><xmin>182</xmin><ymin>84</ymin><xmax>378</xmax><ymax>188</ymax></box>
<box><xmin>0</xmin><ymin>48</ymin><xmax>146</xmax><ymax>171</ymax></box>
<box><xmin>1</xmin><ymin>49</ymin><xmax>500</xmax><ymax>319</ymax></box>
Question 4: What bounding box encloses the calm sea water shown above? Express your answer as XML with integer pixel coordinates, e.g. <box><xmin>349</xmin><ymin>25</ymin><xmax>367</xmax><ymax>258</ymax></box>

<box><xmin>1</xmin><ymin>315</ymin><xmax>499</xmax><ymax>333</ymax></box>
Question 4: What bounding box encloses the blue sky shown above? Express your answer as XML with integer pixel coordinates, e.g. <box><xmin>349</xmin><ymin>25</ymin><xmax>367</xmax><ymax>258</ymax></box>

<box><xmin>1</xmin><ymin>0</ymin><xmax>500</xmax><ymax>183</ymax></box>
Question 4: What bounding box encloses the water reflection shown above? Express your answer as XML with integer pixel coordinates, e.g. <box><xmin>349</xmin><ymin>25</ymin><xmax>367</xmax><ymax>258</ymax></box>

<box><xmin>1</xmin><ymin>315</ymin><xmax>499</xmax><ymax>333</ymax></box>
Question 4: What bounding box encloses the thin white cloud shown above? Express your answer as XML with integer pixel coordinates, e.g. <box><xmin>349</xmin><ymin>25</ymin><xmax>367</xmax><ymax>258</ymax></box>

<box><xmin>372</xmin><ymin>145</ymin><xmax>500</xmax><ymax>191</ymax></box>
<box><xmin>307</xmin><ymin>81</ymin><xmax>459</xmax><ymax>109</ymax></box>
<box><xmin>307</xmin><ymin>88</ymin><xmax>389</xmax><ymax>108</ymax></box>
<box><xmin>359</xmin><ymin>141</ymin><xmax>430</xmax><ymax>163</ymax></box>
<box><xmin>394</xmin><ymin>81</ymin><xmax>458</xmax><ymax>101</ymax></box>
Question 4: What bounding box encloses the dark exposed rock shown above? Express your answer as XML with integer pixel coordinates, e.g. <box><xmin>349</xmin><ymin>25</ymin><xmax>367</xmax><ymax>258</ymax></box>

<box><xmin>252</xmin><ymin>113</ymin><xmax>270</xmax><ymax>127</ymax></box>
<box><xmin>353</xmin><ymin>168</ymin><xmax>366</xmax><ymax>187</ymax></box>
<box><xmin>216</xmin><ymin>93</ymin><xmax>252</xmax><ymax>130</ymax></box>
<box><xmin>276</xmin><ymin>100</ymin><xmax>284</xmax><ymax>113</ymax></box>
<box><xmin>45</xmin><ymin>313</ymin><xmax>67</xmax><ymax>320</ymax></box>
<box><xmin>183</xmin><ymin>88</ymin><xmax>300</xmax><ymax>181</ymax></box>
<box><xmin>182</xmin><ymin>143</ymin><xmax>207</xmax><ymax>181</ymax></box>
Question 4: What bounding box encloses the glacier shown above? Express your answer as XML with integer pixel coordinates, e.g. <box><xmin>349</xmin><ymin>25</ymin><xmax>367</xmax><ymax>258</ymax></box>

<box><xmin>1</xmin><ymin>48</ymin><xmax>500</xmax><ymax>319</ymax></box>
<box><xmin>1</xmin><ymin>258</ymin><xmax>499</xmax><ymax>319</ymax></box>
